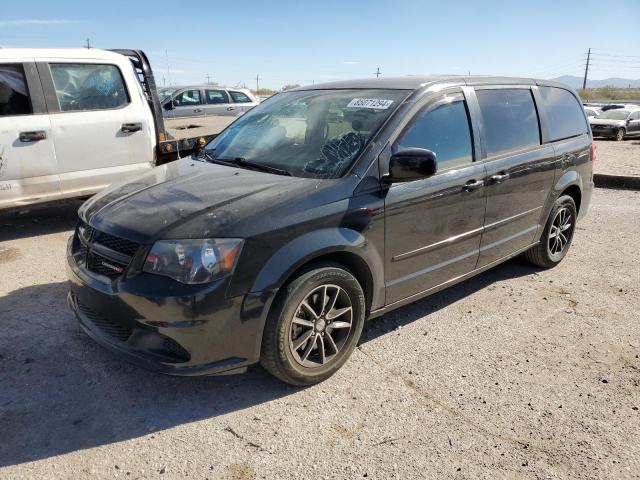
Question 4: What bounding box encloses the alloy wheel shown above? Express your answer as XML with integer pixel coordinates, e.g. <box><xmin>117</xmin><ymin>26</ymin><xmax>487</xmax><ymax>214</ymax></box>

<box><xmin>288</xmin><ymin>284</ymin><xmax>353</xmax><ymax>368</ymax></box>
<box><xmin>548</xmin><ymin>207</ymin><xmax>572</xmax><ymax>257</ymax></box>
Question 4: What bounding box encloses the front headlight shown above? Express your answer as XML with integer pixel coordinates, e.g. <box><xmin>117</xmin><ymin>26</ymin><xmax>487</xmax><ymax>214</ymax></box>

<box><xmin>143</xmin><ymin>239</ymin><xmax>243</xmax><ymax>284</ymax></box>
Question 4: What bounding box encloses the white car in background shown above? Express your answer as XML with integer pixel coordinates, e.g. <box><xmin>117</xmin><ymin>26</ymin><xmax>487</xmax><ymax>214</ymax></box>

<box><xmin>161</xmin><ymin>86</ymin><xmax>259</xmax><ymax>118</ymax></box>
<box><xmin>584</xmin><ymin>106</ymin><xmax>601</xmax><ymax>118</ymax></box>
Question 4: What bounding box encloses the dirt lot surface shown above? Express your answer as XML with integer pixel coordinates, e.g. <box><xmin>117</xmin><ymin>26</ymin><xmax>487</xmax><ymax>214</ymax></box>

<box><xmin>0</xmin><ymin>188</ymin><xmax>639</xmax><ymax>480</ymax></box>
<box><xmin>593</xmin><ymin>138</ymin><xmax>640</xmax><ymax>177</ymax></box>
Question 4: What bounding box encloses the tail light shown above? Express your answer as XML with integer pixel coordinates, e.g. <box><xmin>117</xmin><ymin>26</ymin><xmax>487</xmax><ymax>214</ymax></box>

<box><xmin>590</xmin><ymin>143</ymin><xmax>597</xmax><ymax>162</ymax></box>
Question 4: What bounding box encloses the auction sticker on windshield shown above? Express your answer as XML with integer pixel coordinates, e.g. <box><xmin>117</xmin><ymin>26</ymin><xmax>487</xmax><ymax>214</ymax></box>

<box><xmin>347</xmin><ymin>98</ymin><xmax>394</xmax><ymax>109</ymax></box>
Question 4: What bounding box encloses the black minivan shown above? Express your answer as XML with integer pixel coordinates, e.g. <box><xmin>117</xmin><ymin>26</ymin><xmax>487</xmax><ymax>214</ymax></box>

<box><xmin>67</xmin><ymin>76</ymin><xmax>594</xmax><ymax>385</ymax></box>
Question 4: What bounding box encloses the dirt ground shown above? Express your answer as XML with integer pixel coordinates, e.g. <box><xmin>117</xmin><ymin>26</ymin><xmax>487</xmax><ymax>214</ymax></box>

<box><xmin>593</xmin><ymin>138</ymin><xmax>640</xmax><ymax>177</ymax></box>
<box><xmin>0</xmin><ymin>187</ymin><xmax>639</xmax><ymax>479</ymax></box>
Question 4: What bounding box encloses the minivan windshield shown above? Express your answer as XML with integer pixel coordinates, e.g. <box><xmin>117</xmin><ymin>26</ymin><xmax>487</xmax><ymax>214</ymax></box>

<box><xmin>598</xmin><ymin>109</ymin><xmax>632</xmax><ymax>120</ymax></box>
<box><xmin>204</xmin><ymin>89</ymin><xmax>409</xmax><ymax>178</ymax></box>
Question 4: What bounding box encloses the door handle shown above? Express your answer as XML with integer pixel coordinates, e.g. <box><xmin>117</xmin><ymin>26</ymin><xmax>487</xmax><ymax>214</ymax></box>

<box><xmin>463</xmin><ymin>179</ymin><xmax>484</xmax><ymax>192</ymax></box>
<box><xmin>489</xmin><ymin>173</ymin><xmax>510</xmax><ymax>184</ymax></box>
<box><xmin>194</xmin><ymin>108</ymin><xmax>203</xmax><ymax>113</ymax></box>
<box><xmin>19</xmin><ymin>131</ymin><xmax>46</xmax><ymax>142</ymax></box>
<box><xmin>121</xmin><ymin>122</ymin><xmax>142</xmax><ymax>133</ymax></box>
<box><xmin>226</xmin><ymin>106</ymin><xmax>235</xmax><ymax>111</ymax></box>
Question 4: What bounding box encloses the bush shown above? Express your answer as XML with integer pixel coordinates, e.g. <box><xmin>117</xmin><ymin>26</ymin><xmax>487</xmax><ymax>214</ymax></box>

<box><xmin>577</xmin><ymin>87</ymin><xmax>640</xmax><ymax>101</ymax></box>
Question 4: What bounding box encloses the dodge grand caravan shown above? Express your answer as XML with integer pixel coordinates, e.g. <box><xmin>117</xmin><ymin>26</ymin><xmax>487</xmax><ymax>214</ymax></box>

<box><xmin>67</xmin><ymin>76</ymin><xmax>594</xmax><ymax>385</ymax></box>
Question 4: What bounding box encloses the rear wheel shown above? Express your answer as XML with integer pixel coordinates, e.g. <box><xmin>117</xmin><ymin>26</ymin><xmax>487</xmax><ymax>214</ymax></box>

<box><xmin>524</xmin><ymin>195</ymin><xmax>577</xmax><ymax>268</ymax></box>
<box><xmin>615</xmin><ymin>128</ymin><xmax>626</xmax><ymax>141</ymax></box>
<box><xmin>260</xmin><ymin>264</ymin><xmax>365</xmax><ymax>386</ymax></box>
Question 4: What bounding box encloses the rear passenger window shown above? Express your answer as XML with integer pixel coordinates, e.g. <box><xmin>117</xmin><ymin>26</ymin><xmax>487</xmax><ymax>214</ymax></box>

<box><xmin>229</xmin><ymin>91</ymin><xmax>252</xmax><ymax>103</ymax></box>
<box><xmin>0</xmin><ymin>64</ymin><xmax>32</xmax><ymax>116</ymax></box>
<box><xmin>397</xmin><ymin>94</ymin><xmax>473</xmax><ymax>171</ymax></box>
<box><xmin>50</xmin><ymin>64</ymin><xmax>129</xmax><ymax>112</ymax></box>
<box><xmin>539</xmin><ymin>86</ymin><xmax>588</xmax><ymax>141</ymax></box>
<box><xmin>205</xmin><ymin>89</ymin><xmax>229</xmax><ymax>104</ymax></box>
<box><xmin>476</xmin><ymin>89</ymin><xmax>540</xmax><ymax>157</ymax></box>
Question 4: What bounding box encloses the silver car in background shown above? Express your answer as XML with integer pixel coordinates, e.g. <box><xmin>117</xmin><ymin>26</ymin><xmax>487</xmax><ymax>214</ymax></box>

<box><xmin>162</xmin><ymin>85</ymin><xmax>259</xmax><ymax>118</ymax></box>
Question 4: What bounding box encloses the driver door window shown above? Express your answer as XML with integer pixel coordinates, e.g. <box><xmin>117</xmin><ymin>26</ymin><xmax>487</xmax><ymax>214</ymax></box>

<box><xmin>396</xmin><ymin>94</ymin><xmax>473</xmax><ymax>171</ymax></box>
<box><xmin>49</xmin><ymin>63</ymin><xmax>129</xmax><ymax>111</ymax></box>
<box><xmin>173</xmin><ymin>89</ymin><xmax>202</xmax><ymax>106</ymax></box>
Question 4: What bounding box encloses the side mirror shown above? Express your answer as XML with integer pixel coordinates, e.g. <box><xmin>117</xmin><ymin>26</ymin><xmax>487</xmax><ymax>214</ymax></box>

<box><xmin>383</xmin><ymin>148</ymin><xmax>437</xmax><ymax>183</ymax></box>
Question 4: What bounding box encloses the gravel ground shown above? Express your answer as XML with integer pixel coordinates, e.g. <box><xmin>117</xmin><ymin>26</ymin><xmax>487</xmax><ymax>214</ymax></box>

<box><xmin>0</xmin><ymin>188</ymin><xmax>639</xmax><ymax>480</ymax></box>
<box><xmin>593</xmin><ymin>139</ymin><xmax>640</xmax><ymax>177</ymax></box>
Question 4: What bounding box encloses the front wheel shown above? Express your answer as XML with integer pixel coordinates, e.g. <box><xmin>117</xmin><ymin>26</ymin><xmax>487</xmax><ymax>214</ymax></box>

<box><xmin>615</xmin><ymin>128</ymin><xmax>626</xmax><ymax>141</ymax></box>
<box><xmin>260</xmin><ymin>264</ymin><xmax>365</xmax><ymax>386</ymax></box>
<box><xmin>524</xmin><ymin>195</ymin><xmax>577</xmax><ymax>268</ymax></box>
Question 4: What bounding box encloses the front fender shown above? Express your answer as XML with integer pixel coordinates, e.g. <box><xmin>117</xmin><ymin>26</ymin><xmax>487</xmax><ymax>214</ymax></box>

<box><xmin>250</xmin><ymin>227</ymin><xmax>385</xmax><ymax>310</ymax></box>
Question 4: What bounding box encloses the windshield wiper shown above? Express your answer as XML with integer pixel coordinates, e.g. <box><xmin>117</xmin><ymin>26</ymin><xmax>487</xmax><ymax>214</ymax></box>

<box><xmin>216</xmin><ymin>157</ymin><xmax>292</xmax><ymax>176</ymax></box>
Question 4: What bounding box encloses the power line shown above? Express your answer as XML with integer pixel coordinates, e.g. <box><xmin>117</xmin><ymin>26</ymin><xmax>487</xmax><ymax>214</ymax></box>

<box><xmin>590</xmin><ymin>51</ymin><xmax>640</xmax><ymax>59</ymax></box>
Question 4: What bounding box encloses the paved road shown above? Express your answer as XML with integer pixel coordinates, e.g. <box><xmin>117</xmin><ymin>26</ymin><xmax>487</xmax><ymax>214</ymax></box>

<box><xmin>1</xmin><ymin>188</ymin><xmax>639</xmax><ymax>479</ymax></box>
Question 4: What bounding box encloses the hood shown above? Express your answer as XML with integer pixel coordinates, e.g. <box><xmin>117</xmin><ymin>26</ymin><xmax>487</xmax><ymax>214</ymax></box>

<box><xmin>589</xmin><ymin>118</ymin><xmax>626</xmax><ymax>126</ymax></box>
<box><xmin>80</xmin><ymin>158</ymin><xmax>352</xmax><ymax>243</ymax></box>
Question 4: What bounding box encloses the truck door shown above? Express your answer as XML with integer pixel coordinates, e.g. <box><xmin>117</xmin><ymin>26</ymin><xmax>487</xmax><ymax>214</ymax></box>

<box><xmin>0</xmin><ymin>61</ymin><xmax>59</xmax><ymax>210</ymax></box>
<box><xmin>39</xmin><ymin>60</ymin><xmax>154</xmax><ymax>197</ymax></box>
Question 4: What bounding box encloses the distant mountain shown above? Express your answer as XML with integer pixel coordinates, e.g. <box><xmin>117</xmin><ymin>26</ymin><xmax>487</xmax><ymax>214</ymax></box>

<box><xmin>550</xmin><ymin>75</ymin><xmax>640</xmax><ymax>89</ymax></box>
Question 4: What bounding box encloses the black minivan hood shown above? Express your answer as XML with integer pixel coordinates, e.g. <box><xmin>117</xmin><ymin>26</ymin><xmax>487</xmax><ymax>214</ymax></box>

<box><xmin>80</xmin><ymin>158</ymin><xmax>350</xmax><ymax>243</ymax></box>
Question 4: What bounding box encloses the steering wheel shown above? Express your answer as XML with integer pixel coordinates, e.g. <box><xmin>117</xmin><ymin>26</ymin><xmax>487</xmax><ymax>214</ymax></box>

<box><xmin>304</xmin><ymin>132</ymin><xmax>365</xmax><ymax>176</ymax></box>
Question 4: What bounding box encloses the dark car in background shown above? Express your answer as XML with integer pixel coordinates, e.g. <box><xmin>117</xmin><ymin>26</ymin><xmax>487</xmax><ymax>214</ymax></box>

<box><xmin>589</xmin><ymin>108</ymin><xmax>640</xmax><ymax>140</ymax></box>
<box><xmin>67</xmin><ymin>76</ymin><xmax>594</xmax><ymax>385</ymax></box>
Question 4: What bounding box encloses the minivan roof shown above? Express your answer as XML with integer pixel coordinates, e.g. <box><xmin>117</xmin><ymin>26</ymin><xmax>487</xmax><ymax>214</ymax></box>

<box><xmin>292</xmin><ymin>75</ymin><xmax>573</xmax><ymax>91</ymax></box>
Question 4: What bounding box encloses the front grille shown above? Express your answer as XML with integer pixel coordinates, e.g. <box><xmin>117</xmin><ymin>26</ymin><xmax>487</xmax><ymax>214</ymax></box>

<box><xmin>94</xmin><ymin>231</ymin><xmax>140</xmax><ymax>257</ymax></box>
<box><xmin>76</xmin><ymin>301</ymin><xmax>132</xmax><ymax>342</ymax></box>
<box><xmin>87</xmin><ymin>251</ymin><xmax>128</xmax><ymax>279</ymax></box>
<box><xmin>162</xmin><ymin>338</ymin><xmax>191</xmax><ymax>362</ymax></box>
<box><xmin>74</xmin><ymin>220</ymin><xmax>141</xmax><ymax>280</ymax></box>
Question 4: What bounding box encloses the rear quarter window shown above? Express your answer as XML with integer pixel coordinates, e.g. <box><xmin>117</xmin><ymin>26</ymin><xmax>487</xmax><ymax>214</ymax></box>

<box><xmin>229</xmin><ymin>91</ymin><xmax>253</xmax><ymax>103</ymax></box>
<box><xmin>539</xmin><ymin>86</ymin><xmax>588</xmax><ymax>141</ymax></box>
<box><xmin>476</xmin><ymin>88</ymin><xmax>540</xmax><ymax>157</ymax></box>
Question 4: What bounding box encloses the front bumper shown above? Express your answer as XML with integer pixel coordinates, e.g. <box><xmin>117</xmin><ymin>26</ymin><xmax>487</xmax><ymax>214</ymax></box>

<box><xmin>66</xmin><ymin>237</ymin><xmax>275</xmax><ymax>376</ymax></box>
<box><xmin>590</xmin><ymin>126</ymin><xmax>618</xmax><ymax>137</ymax></box>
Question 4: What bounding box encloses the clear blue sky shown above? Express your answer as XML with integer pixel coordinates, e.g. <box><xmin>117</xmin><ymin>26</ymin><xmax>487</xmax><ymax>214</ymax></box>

<box><xmin>1</xmin><ymin>0</ymin><xmax>639</xmax><ymax>89</ymax></box>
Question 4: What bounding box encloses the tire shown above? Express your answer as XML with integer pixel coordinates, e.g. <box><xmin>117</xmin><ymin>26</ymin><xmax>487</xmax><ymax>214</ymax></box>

<box><xmin>524</xmin><ymin>195</ymin><xmax>577</xmax><ymax>268</ymax></box>
<box><xmin>615</xmin><ymin>128</ymin><xmax>625</xmax><ymax>141</ymax></box>
<box><xmin>260</xmin><ymin>264</ymin><xmax>365</xmax><ymax>386</ymax></box>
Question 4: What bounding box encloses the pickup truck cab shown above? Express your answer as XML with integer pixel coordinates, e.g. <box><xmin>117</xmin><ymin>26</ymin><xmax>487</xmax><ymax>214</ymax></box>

<box><xmin>0</xmin><ymin>48</ymin><xmax>212</xmax><ymax>211</ymax></box>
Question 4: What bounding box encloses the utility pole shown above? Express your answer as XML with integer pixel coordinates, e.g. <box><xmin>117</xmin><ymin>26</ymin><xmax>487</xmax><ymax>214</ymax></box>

<box><xmin>165</xmin><ymin>50</ymin><xmax>171</xmax><ymax>85</ymax></box>
<box><xmin>255</xmin><ymin>74</ymin><xmax>260</xmax><ymax>91</ymax></box>
<box><xmin>582</xmin><ymin>48</ymin><xmax>591</xmax><ymax>89</ymax></box>
<box><xmin>85</xmin><ymin>38</ymin><xmax>91</xmax><ymax>49</ymax></box>
<box><xmin>205</xmin><ymin>74</ymin><xmax>211</xmax><ymax>85</ymax></box>
<box><xmin>373</xmin><ymin>67</ymin><xmax>381</xmax><ymax>78</ymax></box>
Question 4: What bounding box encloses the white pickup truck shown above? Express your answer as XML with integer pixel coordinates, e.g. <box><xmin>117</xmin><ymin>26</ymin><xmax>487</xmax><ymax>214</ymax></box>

<box><xmin>0</xmin><ymin>48</ymin><xmax>218</xmax><ymax>211</ymax></box>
